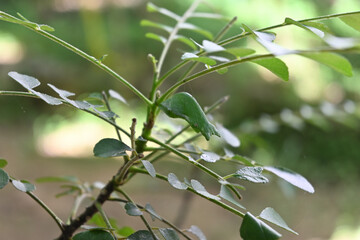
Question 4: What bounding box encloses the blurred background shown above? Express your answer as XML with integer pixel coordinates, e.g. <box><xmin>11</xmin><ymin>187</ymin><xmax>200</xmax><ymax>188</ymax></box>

<box><xmin>1</xmin><ymin>0</ymin><xmax>360</xmax><ymax>239</ymax></box>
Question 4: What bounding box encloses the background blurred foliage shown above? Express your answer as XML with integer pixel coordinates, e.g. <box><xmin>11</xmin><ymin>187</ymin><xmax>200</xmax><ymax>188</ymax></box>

<box><xmin>1</xmin><ymin>0</ymin><xmax>360</xmax><ymax>185</ymax></box>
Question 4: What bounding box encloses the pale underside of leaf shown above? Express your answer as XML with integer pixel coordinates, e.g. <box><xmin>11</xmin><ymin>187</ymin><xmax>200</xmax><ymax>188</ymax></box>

<box><xmin>259</xmin><ymin>207</ymin><xmax>298</xmax><ymax>235</ymax></box>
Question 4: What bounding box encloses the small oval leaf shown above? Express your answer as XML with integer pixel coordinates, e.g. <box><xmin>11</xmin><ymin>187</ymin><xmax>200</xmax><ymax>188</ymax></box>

<box><xmin>216</xmin><ymin>123</ymin><xmax>240</xmax><ymax>147</ymax></box>
<box><xmin>128</xmin><ymin>230</ymin><xmax>154</xmax><ymax>240</ymax></box>
<box><xmin>234</xmin><ymin>167</ymin><xmax>269</xmax><ymax>183</ymax></box>
<box><xmin>0</xmin><ymin>169</ymin><xmax>9</xmax><ymax>189</ymax></box>
<box><xmin>12</xmin><ymin>179</ymin><xmax>36</xmax><ymax>192</ymax></box>
<box><xmin>93</xmin><ymin>138</ymin><xmax>132</xmax><ymax>158</ymax></box>
<box><xmin>125</xmin><ymin>202</ymin><xmax>143</xmax><ymax>216</ymax></box>
<box><xmin>159</xmin><ymin>228</ymin><xmax>180</xmax><ymax>240</ymax></box>
<box><xmin>264</xmin><ymin>166</ymin><xmax>314</xmax><ymax>193</ymax></box>
<box><xmin>109</xmin><ymin>89</ymin><xmax>127</xmax><ymax>104</ymax></box>
<box><xmin>202</xmin><ymin>40</ymin><xmax>225</xmax><ymax>53</ymax></box>
<box><xmin>200</xmin><ymin>151</ymin><xmax>221</xmax><ymax>163</ymax></box>
<box><xmin>191</xmin><ymin>179</ymin><xmax>221</xmax><ymax>200</ymax></box>
<box><xmin>160</xmin><ymin>92</ymin><xmax>220</xmax><ymax>140</ymax></box>
<box><xmin>219</xmin><ymin>185</ymin><xmax>245</xmax><ymax>209</ymax></box>
<box><xmin>240</xmin><ymin>212</ymin><xmax>282</xmax><ymax>240</ymax></box>
<box><xmin>73</xmin><ymin>229</ymin><xmax>114</xmax><ymax>240</ymax></box>
<box><xmin>141</xmin><ymin>160</ymin><xmax>156</xmax><ymax>178</ymax></box>
<box><xmin>145</xmin><ymin>203</ymin><xmax>162</xmax><ymax>221</ymax></box>
<box><xmin>0</xmin><ymin>159</ymin><xmax>8</xmax><ymax>168</ymax></box>
<box><xmin>259</xmin><ymin>207</ymin><xmax>298</xmax><ymax>235</ymax></box>
<box><xmin>168</xmin><ymin>173</ymin><xmax>188</xmax><ymax>190</ymax></box>
<box><xmin>251</xmin><ymin>58</ymin><xmax>289</xmax><ymax>81</ymax></box>
<box><xmin>187</xmin><ymin>225</ymin><xmax>207</xmax><ymax>240</ymax></box>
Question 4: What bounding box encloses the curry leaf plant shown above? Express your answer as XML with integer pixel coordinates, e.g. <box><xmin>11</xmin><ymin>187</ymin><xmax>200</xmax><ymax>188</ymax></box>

<box><xmin>1</xmin><ymin>1</ymin><xmax>360</xmax><ymax>239</ymax></box>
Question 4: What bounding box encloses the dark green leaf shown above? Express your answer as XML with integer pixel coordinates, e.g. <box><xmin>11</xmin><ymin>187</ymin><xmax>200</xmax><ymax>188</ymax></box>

<box><xmin>141</xmin><ymin>160</ymin><xmax>156</xmax><ymax>178</ymax></box>
<box><xmin>0</xmin><ymin>159</ymin><xmax>7</xmax><ymax>168</ymax></box>
<box><xmin>145</xmin><ymin>33</ymin><xmax>167</xmax><ymax>44</ymax></box>
<box><xmin>240</xmin><ymin>212</ymin><xmax>281</xmax><ymax>240</ymax></box>
<box><xmin>0</xmin><ymin>169</ymin><xmax>9</xmax><ymax>189</ymax></box>
<box><xmin>285</xmin><ymin>18</ymin><xmax>324</xmax><ymax>38</ymax></box>
<box><xmin>226</xmin><ymin>48</ymin><xmax>256</xmax><ymax>57</ymax></box>
<box><xmin>36</xmin><ymin>176</ymin><xmax>78</xmax><ymax>183</ymax></box>
<box><xmin>93</xmin><ymin>138</ymin><xmax>132</xmax><ymax>158</ymax></box>
<box><xmin>200</xmin><ymin>151</ymin><xmax>221</xmax><ymax>163</ymax></box>
<box><xmin>108</xmin><ymin>89</ymin><xmax>127</xmax><ymax>104</ymax></box>
<box><xmin>300</xmin><ymin>52</ymin><xmax>352</xmax><ymax>77</ymax></box>
<box><xmin>168</xmin><ymin>173</ymin><xmax>188</xmax><ymax>190</ymax></box>
<box><xmin>219</xmin><ymin>185</ymin><xmax>245</xmax><ymax>209</ymax></box>
<box><xmin>340</xmin><ymin>13</ymin><xmax>360</xmax><ymax>32</ymax></box>
<box><xmin>160</xmin><ymin>92</ymin><xmax>220</xmax><ymax>140</ymax></box>
<box><xmin>12</xmin><ymin>179</ymin><xmax>36</xmax><ymax>192</ymax></box>
<box><xmin>145</xmin><ymin>203</ymin><xmax>162</xmax><ymax>220</ymax></box>
<box><xmin>128</xmin><ymin>230</ymin><xmax>154</xmax><ymax>240</ymax></box>
<box><xmin>187</xmin><ymin>225</ymin><xmax>206</xmax><ymax>240</ymax></box>
<box><xmin>259</xmin><ymin>207</ymin><xmax>298</xmax><ymax>235</ymax></box>
<box><xmin>73</xmin><ymin>229</ymin><xmax>114</xmax><ymax>240</ymax></box>
<box><xmin>264</xmin><ymin>166</ymin><xmax>314</xmax><ymax>193</ymax></box>
<box><xmin>125</xmin><ymin>202</ymin><xmax>143</xmax><ymax>216</ymax></box>
<box><xmin>117</xmin><ymin>226</ymin><xmax>135</xmax><ymax>237</ymax></box>
<box><xmin>159</xmin><ymin>228</ymin><xmax>180</xmax><ymax>240</ymax></box>
<box><xmin>216</xmin><ymin>123</ymin><xmax>240</xmax><ymax>147</ymax></box>
<box><xmin>234</xmin><ymin>167</ymin><xmax>269</xmax><ymax>183</ymax></box>
<box><xmin>191</xmin><ymin>179</ymin><xmax>221</xmax><ymax>200</ymax></box>
<box><xmin>251</xmin><ymin>58</ymin><xmax>289</xmax><ymax>81</ymax></box>
<box><xmin>181</xmin><ymin>53</ymin><xmax>216</xmax><ymax>65</ymax></box>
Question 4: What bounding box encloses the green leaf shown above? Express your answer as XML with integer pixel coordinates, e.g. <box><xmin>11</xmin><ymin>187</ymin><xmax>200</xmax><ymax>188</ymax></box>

<box><xmin>36</xmin><ymin>175</ymin><xmax>78</xmax><ymax>183</ymax></box>
<box><xmin>159</xmin><ymin>228</ymin><xmax>180</xmax><ymax>240</ymax></box>
<box><xmin>191</xmin><ymin>179</ymin><xmax>221</xmax><ymax>200</ymax></box>
<box><xmin>93</xmin><ymin>138</ymin><xmax>132</xmax><ymax>158</ymax></box>
<box><xmin>187</xmin><ymin>225</ymin><xmax>206</xmax><ymax>240</ymax></box>
<box><xmin>0</xmin><ymin>159</ymin><xmax>8</xmax><ymax>168</ymax></box>
<box><xmin>200</xmin><ymin>151</ymin><xmax>221</xmax><ymax>163</ymax></box>
<box><xmin>73</xmin><ymin>229</ymin><xmax>114</xmax><ymax>240</ymax></box>
<box><xmin>47</xmin><ymin>84</ymin><xmax>91</xmax><ymax>110</ymax></box>
<box><xmin>202</xmin><ymin>40</ymin><xmax>225</xmax><ymax>53</ymax></box>
<box><xmin>226</xmin><ymin>48</ymin><xmax>256</xmax><ymax>58</ymax></box>
<box><xmin>168</xmin><ymin>173</ymin><xmax>188</xmax><ymax>190</ymax></box>
<box><xmin>128</xmin><ymin>230</ymin><xmax>154</xmax><ymax>240</ymax></box>
<box><xmin>234</xmin><ymin>167</ymin><xmax>269</xmax><ymax>183</ymax></box>
<box><xmin>285</xmin><ymin>18</ymin><xmax>324</xmax><ymax>38</ymax></box>
<box><xmin>147</xmin><ymin>2</ymin><xmax>180</xmax><ymax>21</ymax></box>
<box><xmin>259</xmin><ymin>207</ymin><xmax>298</xmax><ymax>235</ymax></box>
<box><xmin>216</xmin><ymin>123</ymin><xmax>240</xmax><ymax>147</ymax></box>
<box><xmin>145</xmin><ymin>33</ymin><xmax>167</xmax><ymax>44</ymax></box>
<box><xmin>125</xmin><ymin>202</ymin><xmax>143</xmax><ymax>216</ymax></box>
<box><xmin>251</xmin><ymin>58</ymin><xmax>289</xmax><ymax>81</ymax></box>
<box><xmin>141</xmin><ymin>19</ymin><xmax>172</xmax><ymax>33</ymax></box>
<box><xmin>180</xmin><ymin>23</ymin><xmax>213</xmax><ymax>40</ymax></box>
<box><xmin>8</xmin><ymin>71</ymin><xmax>62</xmax><ymax>105</ymax></box>
<box><xmin>231</xmin><ymin>155</ymin><xmax>255</xmax><ymax>166</ymax></box>
<box><xmin>340</xmin><ymin>13</ymin><xmax>360</xmax><ymax>32</ymax></box>
<box><xmin>300</xmin><ymin>52</ymin><xmax>353</xmax><ymax>77</ymax></box>
<box><xmin>141</xmin><ymin>160</ymin><xmax>156</xmax><ymax>178</ymax></box>
<box><xmin>264</xmin><ymin>166</ymin><xmax>314</xmax><ymax>193</ymax></box>
<box><xmin>219</xmin><ymin>185</ymin><xmax>245</xmax><ymax>209</ymax></box>
<box><xmin>109</xmin><ymin>89</ymin><xmax>127</xmax><ymax>104</ymax></box>
<box><xmin>0</xmin><ymin>169</ymin><xmax>9</xmax><ymax>189</ymax></box>
<box><xmin>39</xmin><ymin>24</ymin><xmax>55</xmax><ymax>32</ymax></box>
<box><xmin>160</xmin><ymin>92</ymin><xmax>220</xmax><ymax>140</ymax></box>
<box><xmin>240</xmin><ymin>212</ymin><xmax>282</xmax><ymax>240</ymax></box>
<box><xmin>12</xmin><ymin>179</ymin><xmax>36</xmax><ymax>192</ymax></box>
<box><xmin>181</xmin><ymin>53</ymin><xmax>217</xmax><ymax>65</ymax></box>
<box><xmin>174</xmin><ymin>35</ymin><xmax>197</xmax><ymax>50</ymax></box>
<box><xmin>117</xmin><ymin>226</ymin><xmax>135</xmax><ymax>237</ymax></box>
<box><xmin>145</xmin><ymin>203</ymin><xmax>162</xmax><ymax>221</ymax></box>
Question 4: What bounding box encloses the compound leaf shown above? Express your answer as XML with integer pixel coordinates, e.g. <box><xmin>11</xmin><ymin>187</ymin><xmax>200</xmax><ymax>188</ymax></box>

<box><xmin>160</xmin><ymin>92</ymin><xmax>220</xmax><ymax>140</ymax></box>
<box><xmin>73</xmin><ymin>229</ymin><xmax>114</xmax><ymax>240</ymax></box>
<box><xmin>264</xmin><ymin>166</ymin><xmax>314</xmax><ymax>193</ymax></box>
<box><xmin>234</xmin><ymin>167</ymin><xmax>269</xmax><ymax>183</ymax></box>
<box><xmin>259</xmin><ymin>207</ymin><xmax>298</xmax><ymax>235</ymax></box>
<box><xmin>251</xmin><ymin>58</ymin><xmax>289</xmax><ymax>81</ymax></box>
<box><xmin>0</xmin><ymin>169</ymin><xmax>9</xmax><ymax>189</ymax></box>
<box><xmin>240</xmin><ymin>212</ymin><xmax>281</xmax><ymax>240</ymax></box>
<box><xmin>93</xmin><ymin>138</ymin><xmax>132</xmax><ymax>158</ymax></box>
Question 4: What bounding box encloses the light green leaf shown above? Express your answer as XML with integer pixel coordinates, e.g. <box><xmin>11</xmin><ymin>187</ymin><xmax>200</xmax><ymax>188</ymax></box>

<box><xmin>191</xmin><ymin>179</ymin><xmax>221</xmax><ymax>200</ymax></box>
<box><xmin>39</xmin><ymin>24</ymin><xmax>55</xmax><ymax>32</ymax></box>
<box><xmin>181</xmin><ymin>53</ymin><xmax>217</xmax><ymax>65</ymax></box>
<box><xmin>0</xmin><ymin>159</ymin><xmax>7</xmax><ymax>168</ymax></box>
<box><xmin>200</xmin><ymin>151</ymin><xmax>221</xmax><ymax>163</ymax></box>
<box><xmin>285</xmin><ymin>18</ymin><xmax>324</xmax><ymax>38</ymax></box>
<box><xmin>302</xmin><ymin>21</ymin><xmax>331</xmax><ymax>33</ymax></box>
<box><xmin>36</xmin><ymin>176</ymin><xmax>78</xmax><ymax>183</ymax></box>
<box><xmin>300</xmin><ymin>52</ymin><xmax>352</xmax><ymax>77</ymax></box>
<box><xmin>216</xmin><ymin>123</ymin><xmax>240</xmax><ymax>147</ymax></box>
<box><xmin>259</xmin><ymin>207</ymin><xmax>298</xmax><ymax>235</ymax></box>
<box><xmin>251</xmin><ymin>58</ymin><xmax>289</xmax><ymax>81</ymax></box>
<box><xmin>159</xmin><ymin>228</ymin><xmax>180</xmax><ymax>240</ymax></box>
<box><xmin>174</xmin><ymin>35</ymin><xmax>197</xmax><ymax>50</ymax></box>
<box><xmin>141</xmin><ymin>160</ymin><xmax>156</xmax><ymax>178</ymax></box>
<box><xmin>234</xmin><ymin>167</ymin><xmax>269</xmax><ymax>183</ymax></box>
<box><xmin>160</xmin><ymin>92</ymin><xmax>220</xmax><ymax>140</ymax></box>
<box><xmin>340</xmin><ymin>13</ymin><xmax>360</xmax><ymax>32</ymax></box>
<box><xmin>12</xmin><ymin>179</ymin><xmax>36</xmax><ymax>192</ymax></box>
<box><xmin>264</xmin><ymin>166</ymin><xmax>314</xmax><ymax>193</ymax></box>
<box><xmin>187</xmin><ymin>225</ymin><xmax>206</xmax><ymax>240</ymax></box>
<box><xmin>226</xmin><ymin>48</ymin><xmax>256</xmax><ymax>57</ymax></box>
<box><xmin>147</xmin><ymin>2</ymin><xmax>180</xmax><ymax>20</ymax></box>
<box><xmin>140</xmin><ymin>19</ymin><xmax>172</xmax><ymax>33</ymax></box>
<box><xmin>179</xmin><ymin>23</ymin><xmax>213</xmax><ymax>40</ymax></box>
<box><xmin>240</xmin><ymin>212</ymin><xmax>282</xmax><ymax>240</ymax></box>
<box><xmin>168</xmin><ymin>173</ymin><xmax>188</xmax><ymax>190</ymax></box>
<box><xmin>93</xmin><ymin>138</ymin><xmax>132</xmax><ymax>158</ymax></box>
<box><xmin>125</xmin><ymin>202</ymin><xmax>143</xmax><ymax>216</ymax></box>
<box><xmin>117</xmin><ymin>226</ymin><xmax>135</xmax><ymax>237</ymax></box>
<box><xmin>202</xmin><ymin>40</ymin><xmax>225</xmax><ymax>53</ymax></box>
<box><xmin>128</xmin><ymin>230</ymin><xmax>154</xmax><ymax>240</ymax></box>
<box><xmin>0</xmin><ymin>169</ymin><xmax>9</xmax><ymax>189</ymax></box>
<box><xmin>73</xmin><ymin>229</ymin><xmax>114</xmax><ymax>240</ymax></box>
<box><xmin>231</xmin><ymin>155</ymin><xmax>255</xmax><ymax>166</ymax></box>
<box><xmin>145</xmin><ymin>203</ymin><xmax>162</xmax><ymax>220</ymax></box>
<box><xmin>145</xmin><ymin>33</ymin><xmax>167</xmax><ymax>44</ymax></box>
<box><xmin>219</xmin><ymin>185</ymin><xmax>245</xmax><ymax>209</ymax></box>
<box><xmin>109</xmin><ymin>89</ymin><xmax>127</xmax><ymax>104</ymax></box>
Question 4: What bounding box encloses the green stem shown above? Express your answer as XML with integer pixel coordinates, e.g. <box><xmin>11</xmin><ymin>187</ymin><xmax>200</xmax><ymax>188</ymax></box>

<box><xmin>95</xmin><ymin>202</ymin><xmax>118</xmax><ymax>240</ymax></box>
<box><xmin>27</xmin><ymin>191</ymin><xmax>65</xmax><ymax>231</ymax></box>
<box><xmin>213</xmin><ymin>16</ymin><xmax>238</xmax><ymax>42</ymax></box>
<box><xmin>0</xmin><ymin>12</ymin><xmax>152</xmax><ymax>106</ymax></box>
